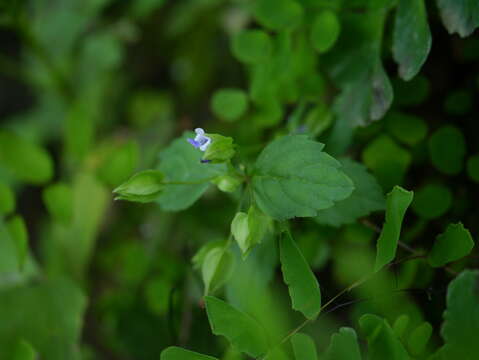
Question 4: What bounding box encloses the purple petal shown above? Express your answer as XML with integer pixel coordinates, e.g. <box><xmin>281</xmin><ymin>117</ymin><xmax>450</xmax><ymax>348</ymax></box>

<box><xmin>200</xmin><ymin>159</ymin><xmax>211</xmax><ymax>163</ymax></box>
<box><xmin>187</xmin><ymin>138</ymin><xmax>200</xmax><ymax>148</ymax></box>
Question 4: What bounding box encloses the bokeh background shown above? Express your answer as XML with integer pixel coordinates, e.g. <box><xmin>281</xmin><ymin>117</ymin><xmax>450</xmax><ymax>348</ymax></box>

<box><xmin>0</xmin><ymin>0</ymin><xmax>478</xmax><ymax>359</ymax></box>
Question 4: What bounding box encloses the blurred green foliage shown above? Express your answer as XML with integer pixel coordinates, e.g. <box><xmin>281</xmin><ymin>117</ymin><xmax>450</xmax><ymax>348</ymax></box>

<box><xmin>0</xmin><ymin>0</ymin><xmax>478</xmax><ymax>359</ymax></box>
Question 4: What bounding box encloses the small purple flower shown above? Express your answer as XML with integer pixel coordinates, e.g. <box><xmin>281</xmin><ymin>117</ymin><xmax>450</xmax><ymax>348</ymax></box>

<box><xmin>187</xmin><ymin>128</ymin><xmax>211</xmax><ymax>152</ymax></box>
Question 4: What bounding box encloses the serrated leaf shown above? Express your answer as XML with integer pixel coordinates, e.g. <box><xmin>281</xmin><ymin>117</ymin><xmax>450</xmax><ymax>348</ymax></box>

<box><xmin>156</xmin><ymin>133</ymin><xmax>227</xmax><ymax>211</ymax></box>
<box><xmin>359</xmin><ymin>314</ymin><xmax>409</xmax><ymax>360</ymax></box>
<box><xmin>160</xmin><ymin>346</ymin><xmax>218</xmax><ymax>360</ymax></box>
<box><xmin>324</xmin><ymin>327</ymin><xmax>362</xmax><ymax>360</ymax></box>
<box><xmin>428</xmin><ymin>223</ymin><xmax>474</xmax><ymax>267</ymax></box>
<box><xmin>202</xmin><ymin>247</ymin><xmax>234</xmax><ymax>294</ymax></box>
<box><xmin>435</xmin><ymin>270</ymin><xmax>479</xmax><ymax>359</ymax></box>
<box><xmin>315</xmin><ymin>159</ymin><xmax>385</xmax><ymax>227</ymax></box>
<box><xmin>408</xmin><ymin>321</ymin><xmax>432</xmax><ymax>356</ymax></box>
<box><xmin>252</xmin><ymin>135</ymin><xmax>354</xmax><ymax>220</ymax></box>
<box><xmin>393</xmin><ymin>0</ymin><xmax>432</xmax><ymax>80</ymax></box>
<box><xmin>280</xmin><ymin>231</ymin><xmax>321</xmax><ymax>319</ymax></box>
<box><xmin>204</xmin><ymin>296</ymin><xmax>269</xmax><ymax>357</ymax></box>
<box><xmin>436</xmin><ymin>0</ymin><xmax>479</xmax><ymax>37</ymax></box>
<box><xmin>291</xmin><ymin>333</ymin><xmax>317</xmax><ymax>360</ymax></box>
<box><xmin>374</xmin><ymin>186</ymin><xmax>413</xmax><ymax>272</ymax></box>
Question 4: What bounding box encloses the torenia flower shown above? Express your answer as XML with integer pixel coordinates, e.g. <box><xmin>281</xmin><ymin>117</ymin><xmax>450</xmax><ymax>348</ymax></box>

<box><xmin>187</xmin><ymin>128</ymin><xmax>211</xmax><ymax>152</ymax></box>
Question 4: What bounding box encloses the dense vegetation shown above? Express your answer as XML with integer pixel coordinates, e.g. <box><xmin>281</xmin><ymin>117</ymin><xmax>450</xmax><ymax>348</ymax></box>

<box><xmin>1</xmin><ymin>0</ymin><xmax>479</xmax><ymax>359</ymax></box>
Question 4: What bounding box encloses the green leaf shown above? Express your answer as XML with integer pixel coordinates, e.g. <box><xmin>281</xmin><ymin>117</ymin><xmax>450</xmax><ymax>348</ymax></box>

<box><xmin>280</xmin><ymin>231</ymin><xmax>321</xmax><ymax>319</ymax></box>
<box><xmin>211</xmin><ymin>88</ymin><xmax>248</xmax><ymax>122</ymax></box>
<box><xmin>444</xmin><ymin>89</ymin><xmax>472</xmax><ymax>115</ymax></box>
<box><xmin>359</xmin><ymin>314</ymin><xmax>409</xmax><ymax>360</ymax></box>
<box><xmin>436</xmin><ymin>0</ymin><xmax>479</xmax><ymax>37</ymax></box>
<box><xmin>6</xmin><ymin>216</ymin><xmax>28</xmax><ymax>270</ymax></box>
<box><xmin>156</xmin><ymin>133</ymin><xmax>226</xmax><ymax>211</ymax></box>
<box><xmin>428</xmin><ymin>223</ymin><xmax>474</xmax><ymax>267</ymax></box>
<box><xmin>324</xmin><ymin>327</ymin><xmax>362</xmax><ymax>360</ymax></box>
<box><xmin>374</xmin><ymin>186</ymin><xmax>414</xmax><ymax>272</ymax></box>
<box><xmin>203</xmin><ymin>134</ymin><xmax>236</xmax><ymax>164</ymax></box>
<box><xmin>407</xmin><ymin>321</ymin><xmax>432</xmax><ymax>356</ymax></box>
<box><xmin>362</xmin><ymin>135</ymin><xmax>412</xmax><ymax>190</ymax></box>
<box><xmin>393</xmin><ymin>315</ymin><xmax>410</xmax><ymax>339</ymax></box>
<box><xmin>467</xmin><ymin>154</ymin><xmax>479</xmax><ymax>182</ymax></box>
<box><xmin>411</xmin><ymin>184</ymin><xmax>452</xmax><ymax>219</ymax></box>
<box><xmin>315</xmin><ymin>159</ymin><xmax>385</xmax><ymax>227</ymax></box>
<box><xmin>202</xmin><ymin>247</ymin><xmax>234</xmax><ymax>294</ymax></box>
<box><xmin>252</xmin><ymin>135</ymin><xmax>354</xmax><ymax>220</ymax></box>
<box><xmin>252</xmin><ymin>0</ymin><xmax>303</xmax><ymax>31</ymax></box>
<box><xmin>114</xmin><ymin>169</ymin><xmax>164</xmax><ymax>203</ymax></box>
<box><xmin>386</xmin><ymin>112</ymin><xmax>428</xmax><ymax>146</ymax></box>
<box><xmin>231</xmin><ymin>206</ymin><xmax>272</xmax><ymax>257</ymax></box>
<box><xmin>97</xmin><ymin>140</ymin><xmax>139</xmax><ymax>187</ymax></box>
<box><xmin>43</xmin><ymin>183</ymin><xmax>74</xmax><ymax>225</ymax></box>
<box><xmin>231</xmin><ymin>30</ymin><xmax>272</xmax><ymax>64</ymax></box>
<box><xmin>0</xmin><ymin>278</ymin><xmax>86</xmax><ymax>360</ymax></box>
<box><xmin>291</xmin><ymin>333</ymin><xmax>317</xmax><ymax>360</ymax></box>
<box><xmin>393</xmin><ymin>0</ymin><xmax>431</xmax><ymax>80</ymax></box>
<box><xmin>204</xmin><ymin>296</ymin><xmax>269</xmax><ymax>357</ymax></box>
<box><xmin>0</xmin><ymin>182</ymin><xmax>15</xmax><ymax>215</ymax></box>
<box><xmin>310</xmin><ymin>11</ymin><xmax>340</xmax><ymax>53</ymax></box>
<box><xmin>435</xmin><ymin>270</ymin><xmax>479</xmax><ymax>359</ymax></box>
<box><xmin>160</xmin><ymin>346</ymin><xmax>218</xmax><ymax>360</ymax></box>
<box><xmin>428</xmin><ymin>125</ymin><xmax>466</xmax><ymax>175</ymax></box>
<box><xmin>12</xmin><ymin>340</ymin><xmax>36</xmax><ymax>360</ymax></box>
<box><xmin>0</xmin><ymin>131</ymin><xmax>53</xmax><ymax>184</ymax></box>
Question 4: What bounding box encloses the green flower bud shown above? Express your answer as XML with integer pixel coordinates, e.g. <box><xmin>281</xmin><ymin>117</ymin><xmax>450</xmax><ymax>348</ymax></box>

<box><xmin>203</xmin><ymin>134</ymin><xmax>236</xmax><ymax>163</ymax></box>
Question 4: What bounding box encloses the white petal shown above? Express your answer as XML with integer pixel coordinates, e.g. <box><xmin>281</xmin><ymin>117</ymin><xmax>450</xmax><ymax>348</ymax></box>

<box><xmin>195</xmin><ymin>128</ymin><xmax>205</xmax><ymax>135</ymax></box>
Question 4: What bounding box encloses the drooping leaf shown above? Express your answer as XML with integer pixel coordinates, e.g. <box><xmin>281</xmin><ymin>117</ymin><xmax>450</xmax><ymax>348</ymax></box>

<box><xmin>204</xmin><ymin>296</ymin><xmax>269</xmax><ymax>357</ymax></box>
<box><xmin>408</xmin><ymin>321</ymin><xmax>432</xmax><ymax>356</ymax></box>
<box><xmin>160</xmin><ymin>346</ymin><xmax>218</xmax><ymax>360</ymax></box>
<box><xmin>0</xmin><ymin>131</ymin><xmax>53</xmax><ymax>184</ymax></box>
<box><xmin>114</xmin><ymin>169</ymin><xmax>165</xmax><ymax>203</ymax></box>
<box><xmin>291</xmin><ymin>333</ymin><xmax>317</xmax><ymax>360</ymax></box>
<box><xmin>428</xmin><ymin>223</ymin><xmax>474</xmax><ymax>267</ymax></box>
<box><xmin>280</xmin><ymin>231</ymin><xmax>321</xmax><ymax>319</ymax></box>
<box><xmin>428</xmin><ymin>125</ymin><xmax>466</xmax><ymax>175</ymax></box>
<box><xmin>252</xmin><ymin>135</ymin><xmax>354</xmax><ymax>220</ymax></box>
<box><xmin>202</xmin><ymin>247</ymin><xmax>234</xmax><ymax>294</ymax></box>
<box><xmin>374</xmin><ymin>186</ymin><xmax>414</xmax><ymax>272</ymax></box>
<box><xmin>0</xmin><ymin>278</ymin><xmax>86</xmax><ymax>360</ymax></box>
<box><xmin>359</xmin><ymin>314</ymin><xmax>409</xmax><ymax>360</ymax></box>
<box><xmin>436</xmin><ymin>0</ymin><xmax>479</xmax><ymax>37</ymax></box>
<box><xmin>324</xmin><ymin>327</ymin><xmax>362</xmax><ymax>360</ymax></box>
<box><xmin>156</xmin><ymin>133</ymin><xmax>226</xmax><ymax>211</ymax></box>
<box><xmin>315</xmin><ymin>159</ymin><xmax>385</xmax><ymax>227</ymax></box>
<box><xmin>211</xmin><ymin>88</ymin><xmax>249</xmax><ymax>122</ymax></box>
<box><xmin>393</xmin><ymin>0</ymin><xmax>431</xmax><ymax>80</ymax></box>
<box><xmin>434</xmin><ymin>270</ymin><xmax>479</xmax><ymax>359</ymax></box>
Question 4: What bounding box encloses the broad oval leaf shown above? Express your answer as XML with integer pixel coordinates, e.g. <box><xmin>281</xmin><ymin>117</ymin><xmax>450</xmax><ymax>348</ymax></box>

<box><xmin>428</xmin><ymin>125</ymin><xmax>466</xmax><ymax>175</ymax></box>
<box><xmin>231</xmin><ymin>30</ymin><xmax>272</xmax><ymax>64</ymax></box>
<box><xmin>253</xmin><ymin>0</ymin><xmax>303</xmax><ymax>31</ymax></box>
<box><xmin>324</xmin><ymin>327</ymin><xmax>362</xmax><ymax>360</ymax></box>
<box><xmin>315</xmin><ymin>159</ymin><xmax>385</xmax><ymax>227</ymax></box>
<box><xmin>310</xmin><ymin>11</ymin><xmax>340</xmax><ymax>53</ymax></box>
<box><xmin>291</xmin><ymin>333</ymin><xmax>317</xmax><ymax>360</ymax></box>
<box><xmin>160</xmin><ymin>346</ymin><xmax>218</xmax><ymax>360</ymax></box>
<box><xmin>280</xmin><ymin>231</ymin><xmax>321</xmax><ymax>319</ymax></box>
<box><xmin>428</xmin><ymin>223</ymin><xmax>474</xmax><ymax>267</ymax></box>
<box><xmin>156</xmin><ymin>133</ymin><xmax>226</xmax><ymax>211</ymax></box>
<box><xmin>374</xmin><ymin>186</ymin><xmax>413</xmax><ymax>272</ymax></box>
<box><xmin>393</xmin><ymin>0</ymin><xmax>431</xmax><ymax>80</ymax></box>
<box><xmin>252</xmin><ymin>135</ymin><xmax>354</xmax><ymax>220</ymax></box>
<box><xmin>211</xmin><ymin>88</ymin><xmax>248</xmax><ymax>122</ymax></box>
<box><xmin>204</xmin><ymin>296</ymin><xmax>269</xmax><ymax>357</ymax></box>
